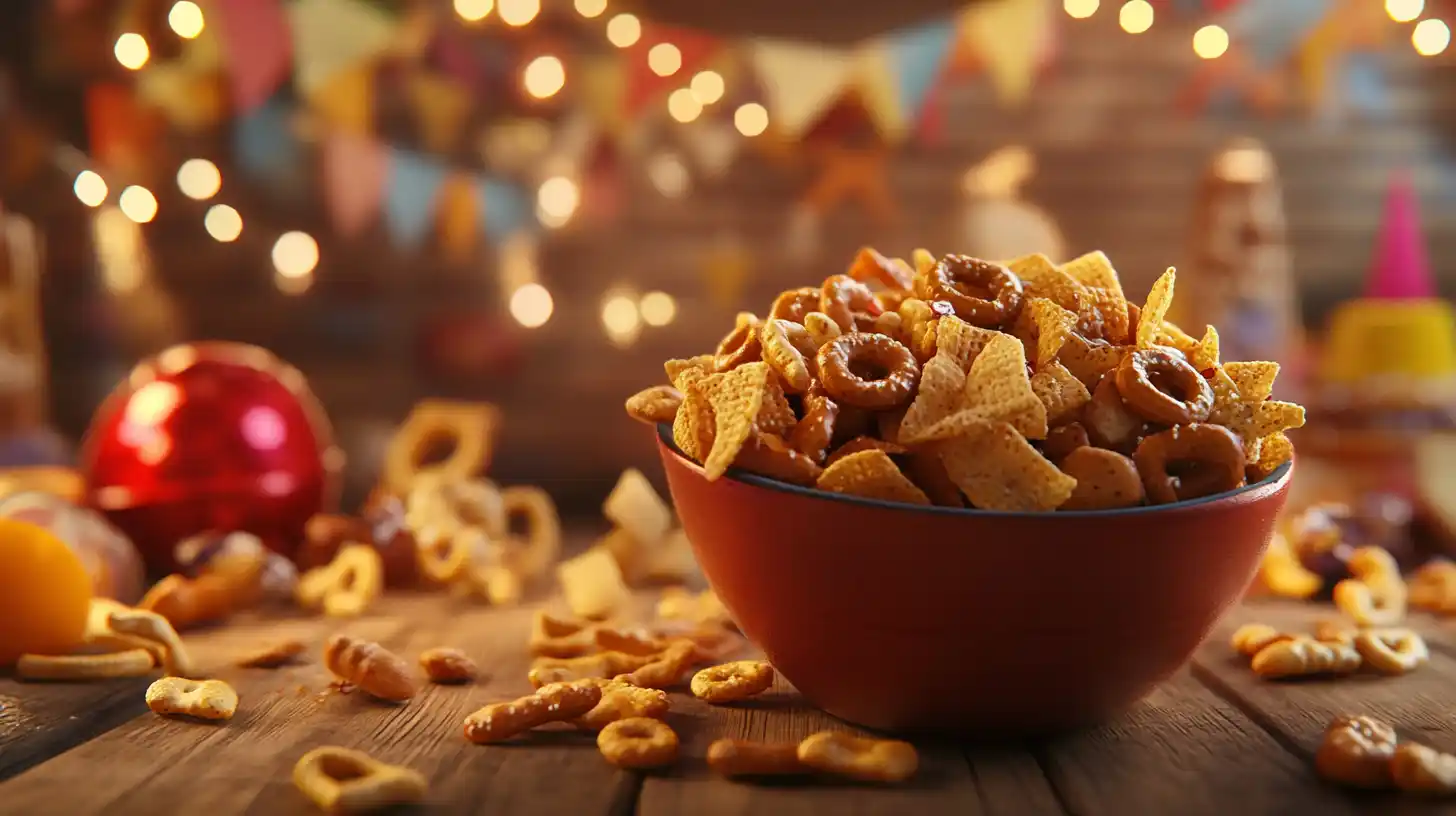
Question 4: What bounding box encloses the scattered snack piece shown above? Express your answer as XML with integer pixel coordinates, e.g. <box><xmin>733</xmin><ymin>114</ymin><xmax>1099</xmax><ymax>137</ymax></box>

<box><xmin>1353</xmin><ymin>629</ymin><xmax>1429</xmax><ymax>676</ymax></box>
<box><xmin>293</xmin><ymin>746</ymin><xmax>428</xmax><ymax>814</ymax></box>
<box><xmin>236</xmin><ymin>639</ymin><xmax>307</xmax><ymax>668</ymax></box>
<box><xmin>1250</xmin><ymin>637</ymin><xmax>1361</xmax><ymax>680</ymax></box>
<box><xmin>463</xmin><ymin>680</ymin><xmax>603</xmax><ymax>744</ymax></box>
<box><xmin>323</xmin><ymin>635</ymin><xmax>416</xmax><ymax>703</ymax></box>
<box><xmin>690</xmin><ymin>661</ymin><xmax>775</xmax><ymax>704</ymax></box>
<box><xmin>529</xmin><ymin>611</ymin><xmax>599</xmax><ymax>658</ymax></box>
<box><xmin>1256</xmin><ymin>533</ymin><xmax>1322</xmax><ymax>600</ymax></box>
<box><xmin>1229</xmin><ymin>623</ymin><xmax>1290</xmax><ymax>658</ymax></box>
<box><xmin>596</xmin><ymin>717</ymin><xmax>680</xmax><ymax>769</ymax></box>
<box><xmin>145</xmin><ymin>677</ymin><xmax>239</xmax><ymax>721</ymax></box>
<box><xmin>707</xmin><ymin>739</ymin><xmax>810</xmax><ymax>778</ymax></box>
<box><xmin>530</xmin><ymin>651</ymin><xmax>656</xmax><ymax>684</ymax></box>
<box><xmin>1315</xmin><ymin>715</ymin><xmax>1397</xmax><ymax>789</ymax></box>
<box><xmin>419</xmin><ymin>647</ymin><xmax>478</xmax><ymax>684</ymax></box>
<box><xmin>1312</xmin><ymin>620</ymin><xmax>1355</xmax><ymax>645</ymax></box>
<box><xmin>575</xmin><ymin>681</ymin><xmax>671</xmax><ymax>731</ymax></box>
<box><xmin>632</xmin><ymin>252</ymin><xmax>1302</xmax><ymax>511</ymax></box>
<box><xmin>796</xmin><ymin>731</ymin><xmax>919</xmax><ymax>784</ymax></box>
<box><xmin>500</xmin><ymin>485</ymin><xmax>562</xmax><ymax>583</ymax></box>
<box><xmin>614</xmin><ymin>642</ymin><xmax>698</xmax><ymax>689</ymax></box>
<box><xmin>604</xmin><ymin>469</ymin><xmax>673</xmax><ymax>547</ymax></box>
<box><xmin>383</xmin><ymin>399</ymin><xmax>499</xmax><ymax>496</ymax></box>
<box><xmin>106</xmin><ymin>607</ymin><xmax>194</xmax><ymax>677</ymax></box>
<box><xmin>1333</xmin><ymin>547</ymin><xmax>1408</xmax><ymax>627</ymax></box>
<box><xmin>82</xmin><ymin>599</ymin><xmax>165</xmax><ymax>663</ymax></box>
<box><xmin>594</xmin><ymin>627</ymin><xmax>670</xmax><ymax>657</ymax></box>
<box><xmin>1410</xmin><ymin>560</ymin><xmax>1456</xmax><ymax>615</ymax></box>
<box><xmin>657</xmin><ymin>587</ymin><xmax>735</xmax><ymax>630</ymax></box>
<box><xmin>16</xmin><ymin>649</ymin><xmax>156</xmax><ymax>681</ymax></box>
<box><xmin>1392</xmin><ymin>742</ymin><xmax>1456</xmax><ymax>795</ymax></box>
<box><xmin>556</xmin><ymin>547</ymin><xmax>630</xmax><ymax>621</ymax></box>
<box><xmin>296</xmin><ymin>544</ymin><xmax>385</xmax><ymax>618</ymax></box>
<box><xmin>138</xmin><ymin>572</ymin><xmax>246</xmax><ymax>632</ymax></box>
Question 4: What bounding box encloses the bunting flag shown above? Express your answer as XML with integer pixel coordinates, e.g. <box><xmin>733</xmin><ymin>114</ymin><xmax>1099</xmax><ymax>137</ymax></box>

<box><xmin>213</xmin><ymin>0</ymin><xmax>293</xmax><ymax>113</ymax></box>
<box><xmin>408</xmin><ymin>72</ymin><xmax>472</xmax><ymax>154</ymax></box>
<box><xmin>474</xmin><ymin>177</ymin><xmax>530</xmax><ymax>242</ymax></box>
<box><xmin>307</xmin><ymin>61</ymin><xmax>375</xmax><ymax>134</ymax></box>
<box><xmin>855</xmin><ymin>46</ymin><xmax>907</xmax><ymax>143</ymax></box>
<box><xmin>383</xmin><ymin>149</ymin><xmax>448</xmax><ymax>249</ymax></box>
<box><xmin>886</xmin><ymin>20</ymin><xmax>957</xmax><ymax>124</ymax></box>
<box><xmin>959</xmin><ymin>0</ymin><xmax>1054</xmax><ymax>106</ymax></box>
<box><xmin>624</xmin><ymin>24</ymin><xmax>721</xmax><ymax>115</ymax></box>
<box><xmin>322</xmin><ymin>131</ymin><xmax>387</xmax><ymax>237</ymax></box>
<box><xmin>436</xmin><ymin>175</ymin><xmax>481</xmax><ymax>262</ymax></box>
<box><xmin>747</xmin><ymin>41</ymin><xmax>856</xmax><ymax>140</ymax></box>
<box><xmin>800</xmin><ymin>144</ymin><xmax>897</xmax><ymax>224</ymax></box>
<box><xmin>287</xmin><ymin>0</ymin><xmax>398</xmax><ymax>98</ymax></box>
<box><xmin>233</xmin><ymin>95</ymin><xmax>302</xmax><ymax>187</ymax></box>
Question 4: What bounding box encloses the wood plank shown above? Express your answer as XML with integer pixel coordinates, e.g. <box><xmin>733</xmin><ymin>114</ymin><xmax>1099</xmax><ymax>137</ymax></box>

<box><xmin>636</xmin><ymin>671</ymin><xmax>1018</xmax><ymax>816</ymax></box>
<box><xmin>0</xmin><ymin>597</ymin><xmax>635</xmax><ymax>815</ymax></box>
<box><xmin>1190</xmin><ymin>602</ymin><xmax>1456</xmax><ymax>813</ymax></box>
<box><xmin>1039</xmin><ymin>670</ymin><xmax>1360</xmax><ymax>816</ymax></box>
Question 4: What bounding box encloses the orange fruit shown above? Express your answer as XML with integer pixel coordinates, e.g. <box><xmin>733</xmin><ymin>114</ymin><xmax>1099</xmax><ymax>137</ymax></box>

<box><xmin>0</xmin><ymin>518</ymin><xmax>93</xmax><ymax>666</ymax></box>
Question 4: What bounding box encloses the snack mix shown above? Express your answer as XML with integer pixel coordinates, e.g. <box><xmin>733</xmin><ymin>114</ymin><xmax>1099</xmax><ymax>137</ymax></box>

<box><xmin>627</xmin><ymin>248</ymin><xmax>1305</xmax><ymax>511</ymax></box>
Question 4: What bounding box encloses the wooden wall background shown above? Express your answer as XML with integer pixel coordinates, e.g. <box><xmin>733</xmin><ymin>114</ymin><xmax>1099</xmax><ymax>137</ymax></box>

<box><xmin>11</xmin><ymin>7</ymin><xmax>1456</xmax><ymax>516</ymax></box>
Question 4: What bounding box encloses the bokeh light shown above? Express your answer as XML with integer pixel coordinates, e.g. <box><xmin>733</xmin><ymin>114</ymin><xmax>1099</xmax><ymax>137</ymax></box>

<box><xmin>114</xmin><ymin>33</ymin><xmax>150</xmax><ymax>70</ymax></box>
<box><xmin>204</xmin><ymin>204</ymin><xmax>242</xmax><ymax>242</ymax></box>
<box><xmin>667</xmin><ymin>88</ymin><xmax>702</xmax><ymax>123</ymax></box>
<box><xmin>272</xmin><ymin>231</ymin><xmax>319</xmax><ymax>278</ymax></box>
<box><xmin>1192</xmin><ymin>25</ymin><xmax>1229</xmax><ymax>60</ymax></box>
<box><xmin>454</xmin><ymin>0</ymin><xmax>493</xmax><ymax>21</ymax></box>
<box><xmin>1119</xmin><ymin>0</ymin><xmax>1153</xmax><ymax>33</ymax></box>
<box><xmin>176</xmin><ymin>159</ymin><xmax>222</xmax><ymax>200</ymax></box>
<box><xmin>537</xmin><ymin>176</ymin><xmax>580</xmax><ymax>228</ymax></box>
<box><xmin>647</xmin><ymin>152</ymin><xmax>690</xmax><ymax>197</ymax></box>
<box><xmin>601</xmin><ymin>291</ymin><xmax>642</xmax><ymax>346</ymax></box>
<box><xmin>639</xmin><ymin>291</ymin><xmax>677</xmax><ymax>326</ymax></box>
<box><xmin>606</xmin><ymin>14</ymin><xmax>642</xmax><ymax>47</ymax></box>
<box><xmin>118</xmin><ymin>186</ymin><xmax>158</xmax><ymax>224</ymax></box>
<box><xmin>734</xmin><ymin>103</ymin><xmax>769</xmax><ymax>137</ymax></box>
<box><xmin>1064</xmin><ymin>0</ymin><xmax>1098</xmax><ymax>18</ymax></box>
<box><xmin>74</xmin><ymin>171</ymin><xmax>108</xmax><ymax>207</ymax></box>
<box><xmin>647</xmin><ymin>43</ymin><xmax>682</xmax><ymax>77</ymax></box>
<box><xmin>574</xmin><ymin>0</ymin><xmax>607</xmax><ymax>17</ymax></box>
<box><xmin>523</xmin><ymin>56</ymin><xmax>566</xmax><ymax>99</ymax></box>
<box><xmin>497</xmin><ymin>0</ymin><xmax>540</xmax><ymax>26</ymax></box>
<box><xmin>509</xmin><ymin>283</ymin><xmax>554</xmax><ymax>328</ymax></box>
<box><xmin>1413</xmin><ymin>18</ymin><xmax>1451</xmax><ymax>56</ymax></box>
<box><xmin>1386</xmin><ymin>0</ymin><xmax>1425</xmax><ymax>23</ymax></box>
<box><xmin>690</xmin><ymin>71</ymin><xmax>725</xmax><ymax>104</ymax></box>
<box><xmin>168</xmin><ymin>1</ymin><xmax>205</xmax><ymax>38</ymax></box>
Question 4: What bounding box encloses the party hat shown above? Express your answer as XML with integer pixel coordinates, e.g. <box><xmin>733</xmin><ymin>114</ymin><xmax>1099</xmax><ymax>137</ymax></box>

<box><xmin>1366</xmin><ymin>172</ymin><xmax>1434</xmax><ymax>300</ymax></box>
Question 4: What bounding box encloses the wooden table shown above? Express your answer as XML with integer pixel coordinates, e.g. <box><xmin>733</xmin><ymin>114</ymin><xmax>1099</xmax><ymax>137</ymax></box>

<box><xmin>4</xmin><ymin>595</ymin><xmax>1456</xmax><ymax>815</ymax></box>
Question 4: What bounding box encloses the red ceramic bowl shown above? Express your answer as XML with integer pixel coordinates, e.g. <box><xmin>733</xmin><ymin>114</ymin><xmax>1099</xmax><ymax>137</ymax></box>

<box><xmin>655</xmin><ymin>424</ymin><xmax>1293</xmax><ymax>736</ymax></box>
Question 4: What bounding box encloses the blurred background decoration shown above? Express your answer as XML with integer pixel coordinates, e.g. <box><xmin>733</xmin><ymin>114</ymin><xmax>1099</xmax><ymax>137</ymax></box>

<box><xmin>0</xmin><ymin>0</ymin><xmax>1452</xmax><ymax>515</ymax></box>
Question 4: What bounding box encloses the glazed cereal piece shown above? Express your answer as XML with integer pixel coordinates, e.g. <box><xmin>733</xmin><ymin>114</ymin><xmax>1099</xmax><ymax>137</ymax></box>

<box><xmin>463</xmin><ymin>680</ymin><xmax>603</xmax><ymax>744</ymax></box>
<box><xmin>419</xmin><ymin>648</ymin><xmax>478</xmax><ymax>684</ymax></box>
<box><xmin>293</xmin><ymin>746</ymin><xmax>427</xmax><ymax>814</ymax></box>
<box><xmin>145</xmin><ymin>677</ymin><xmax>239</xmax><ymax>721</ymax></box>
<box><xmin>597</xmin><ymin>717</ymin><xmax>680</xmax><ymax>769</ymax></box>
<box><xmin>796</xmin><ymin>731</ymin><xmax>919</xmax><ymax>784</ymax></box>
<box><xmin>690</xmin><ymin>661</ymin><xmax>774</xmax><ymax>704</ymax></box>
<box><xmin>707</xmin><ymin>739</ymin><xmax>808</xmax><ymax>777</ymax></box>
<box><xmin>323</xmin><ymin>635</ymin><xmax>416</xmax><ymax>703</ymax></box>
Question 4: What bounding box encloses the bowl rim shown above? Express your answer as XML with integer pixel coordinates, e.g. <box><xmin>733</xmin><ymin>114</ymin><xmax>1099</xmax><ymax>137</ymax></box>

<box><xmin>655</xmin><ymin>422</ymin><xmax>1293</xmax><ymax>519</ymax></box>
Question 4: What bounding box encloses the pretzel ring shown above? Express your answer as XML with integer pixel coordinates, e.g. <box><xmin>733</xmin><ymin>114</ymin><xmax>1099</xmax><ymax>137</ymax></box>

<box><xmin>416</xmin><ymin>528</ymin><xmax>474</xmax><ymax>584</ymax></box>
<box><xmin>501</xmin><ymin>485</ymin><xmax>561</xmax><ymax>580</ymax></box>
<box><xmin>929</xmin><ymin>255</ymin><xmax>1024</xmax><ymax>328</ymax></box>
<box><xmin>820</xmin><ymin>274</ymin><xmax>883</xmax><ymax>333</ymax></box>
<box><xmin>597</xmin><ymin>717</ymin><xmax>680</xmax><ymax>769</ymax></box>
<box><xmin>759</xmin><ymin>319</ymin><xmax>819</xmax><ymax>393</ymax></box>
<box><xmin>383</xmin><ymin>400</ymin><xmax>499</xmax><ymax>496</ymax></box>
<box><xmin>292</xmin><ymin>746</ymin><xmax>427</xmax><ymax>813</ymax></box>
<box><xmin>713</xmin><ymin>318</ymin><xmax>763</xmax><ymax>372</ymax></box>
<box><xmin>816</xmin><ymin>333</ymin><xmax>919</xmax><ymax>411</ymax></box>
<box><xmin>1114</xmin><ymin>348</ymin><xmax>1214</xmax><ymax>425</ymax></box>
<box><xmin>1133</xmin><ymin>424</ymin><xmax>1246</xmax><ymax>505</ymax></box>
<box><xmin>769</xmin><ymin>287</ymin><xmax>822</xmax><ymax>323</ymax></box>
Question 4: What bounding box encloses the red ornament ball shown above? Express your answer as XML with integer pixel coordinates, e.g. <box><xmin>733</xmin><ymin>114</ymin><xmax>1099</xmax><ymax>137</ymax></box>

<box><xmin>80</xmin><ymin>342</ymin><xmax>343</xmax><ymax>575</ymax></box>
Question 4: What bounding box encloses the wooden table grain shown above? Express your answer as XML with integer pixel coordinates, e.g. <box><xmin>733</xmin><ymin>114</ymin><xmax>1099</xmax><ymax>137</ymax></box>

<box><xmin>4</xmin><ymin>596</ymin><xmax>1456</xmax><ymax>815</ymax></box>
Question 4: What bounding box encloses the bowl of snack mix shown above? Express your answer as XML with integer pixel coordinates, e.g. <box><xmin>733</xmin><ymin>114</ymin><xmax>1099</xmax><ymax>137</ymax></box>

<box><xmin>626</xmin><ymin>249</ymin><xmax>1303</xmax><ymax>735</ymax></box>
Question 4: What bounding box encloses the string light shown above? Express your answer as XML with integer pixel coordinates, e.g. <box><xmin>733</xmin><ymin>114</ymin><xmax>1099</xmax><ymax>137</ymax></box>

<box><xmin>1119</xmin><ymin>0</ymin><xmax>1153</xmax><ymax>33</ymax></box>
<box><xmin>537</xmin><ymin>176</ymin><xmax>580</xmax><ymax>228</ymax></box>
<box><xmin>204</xmin><ymin>204</ymin><xmax>242</xmax><ymax>242</ymax></box>
<box><xmin>118</xmin><ymin>186</ymin><xmax>158</xmax><ymax>223</ymax></box>
<box><xmin>272</xmin><ymin>231</ymin><xmax>319</xmax><ymax>278</ymax></box>
<box><xmin>690</xmin><ymin>71</ymin><xmax>725</xmax><ymax>104</ymax></box>
<box><xmin>667</xmin><ymin>88</ymin><xmax>702</xmax><ymax>123</ymax></box>
<box><xmin>1064</xmin><ymin>0</ymin><xmax>1098</xmax><ymax>18</ymax></box>
<box><xmin>176</xmin><ymin>159</ymin><xmax>222</xmax><ymax>200</ymax></box>
<box><xmin>639</xmin><ymin>291</ymin><xmax>677</xmax><ymax>326</ymax></box>
<box><xmin>454</xmin><ymin>0</ymin><xmax>493</xmax><ymax>21</ymax></box>
<box><xmin>1192</xmin><ymin>25</ymin><xmax>1229</xmax><ymax>59</ymax></box>
<box><xmin>509</xmin><ymin>283</ymin><xmax>554</xmax><ymax>328</ymax></box>
<box><xmin>574</xmin><ymin>0</ymin><xmax>607</xmax><ymax>18</ymax></box>
<box><xmin>523</xmin><ymin>55</ymin><xmax>566</xmax><ymax>99</ymax></box>
<box><xmin>606</xmin><ymin>14</ymin><xmax>642</xmax><ymax>48</ymax></box>
<box><xmin>734</xmin><ymin>103</ymin><xmax>769</xmax><ymax>137</ymax></box>
<box><xmin>1386</xmin><ymin>0</ymin><xmax>1425</xmax><ymax>23</ymax></box>
<box><xmin>73</xmin><ymin>171</ymin><xmax>108</xmax><ymax>207</ymax></box>
<box><xmin>601</xmin><ymin>290</ymin><xmax>642</xmax><ymax>347</ymax></box>
<box><xmin>497</xmin><ymin>0</ymin><xmax>539</xmax><ymax>26</ymax></box>
<box><xmin>647</xmin><ymin>43</ymin><xmax>683</xmax><ymax>77</ymax></box>
<box><xmin>167</xmin><ymin>1</ymin><xmax>205</xmax><ymax>38</ymax></box>
<box><xmin>114</xmin><ymin>33</ymin><xmax>150</xmax><ymax>70</ymax></box>
<box><xmin>1413</xmin><ymin>18</ymin><xmax>1450</xmax><ymax>55</ymax></box>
